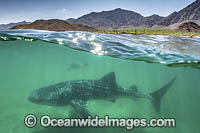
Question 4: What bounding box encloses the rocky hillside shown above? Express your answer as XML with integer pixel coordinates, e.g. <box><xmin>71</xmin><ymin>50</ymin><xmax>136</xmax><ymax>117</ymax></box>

<box><xmin>157</xmin><ymin>0</ymin><xmax>200</xmax><ymax>26</ymax></box>
<box><xmin>10</xmin><ymin>19</ymin><xmax>96</xmax><ymax>32</ymax></box>
<box><xmin>127</xmin><ymin>14</ymin><xmax>164</xmax><ymax>28</ymax></box>
<box><xmin>174</xmin><ymin>21</ymin><xmax>200</xmax><ymax>32</ymax></box>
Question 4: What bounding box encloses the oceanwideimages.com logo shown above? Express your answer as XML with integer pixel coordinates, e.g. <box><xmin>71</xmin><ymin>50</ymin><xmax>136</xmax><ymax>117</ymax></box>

<box><xmin>24</xmin><ymin>114</ymin><xmax>176</xmax><ymax>130</ymax></box>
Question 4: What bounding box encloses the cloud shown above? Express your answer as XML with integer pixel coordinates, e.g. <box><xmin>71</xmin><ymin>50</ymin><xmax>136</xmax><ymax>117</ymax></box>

<box><xmin>61</xmin><ymin>8</ymin><xmax>66</xmax><ymax>12</ymax></box>
<box><xmin>57</xmin><ymin>8</ymin><xmax>69</xmax><ymax>13</ymax></box>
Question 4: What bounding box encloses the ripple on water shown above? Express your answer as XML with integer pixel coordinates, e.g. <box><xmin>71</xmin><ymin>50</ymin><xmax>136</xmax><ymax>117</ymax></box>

<box><xmin>0</xmin><ymin>30</ymin><xmax>200</xmax><ymax>68</ymax></box>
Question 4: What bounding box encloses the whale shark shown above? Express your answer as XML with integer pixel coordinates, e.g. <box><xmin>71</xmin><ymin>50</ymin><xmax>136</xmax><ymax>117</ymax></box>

<box><xmin>28</xmin><ymin>72</ymin><xmax>176</xmax><ymax>117</ymax></box>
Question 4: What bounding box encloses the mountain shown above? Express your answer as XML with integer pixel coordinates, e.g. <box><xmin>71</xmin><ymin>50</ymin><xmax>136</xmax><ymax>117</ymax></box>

<box><xmin>157</xmin><ymin>0</ymin><xmax>200</xmax><ymax>26</ymax></box>
<box><xmin>70</xmin><ymin>8</ymin><xmax>143</xmax><ymax>29</ymax></box>
<box><xmin>0</xmin><ymin>21</ymin><xmax>30</xmax><ymax>30</ymax></box>
<box><xmin>127</xmin><ymin>14</ymin><xmax>164</xmax><ymax>28</ymax></box>
<box><xmin>174</xmin><ymin>21</ymin><xmax>200</xmax><ymax>32</ymax></box>
<box><xmin>10</xmin><ymin>19</ymin><xmax>96</xmax><ymax>32</ymax></box>
<box><xmin>66</xmin><ymin>1</ymin><xmax>200</xmax><ymax>29</ymax></box>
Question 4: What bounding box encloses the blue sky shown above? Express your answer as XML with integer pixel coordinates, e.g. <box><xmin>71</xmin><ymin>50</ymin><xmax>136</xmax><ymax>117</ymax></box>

<box><xmin>0</xmin><ymin>0</ymin><xmax>195</xmax><ymax>24</ymax></box>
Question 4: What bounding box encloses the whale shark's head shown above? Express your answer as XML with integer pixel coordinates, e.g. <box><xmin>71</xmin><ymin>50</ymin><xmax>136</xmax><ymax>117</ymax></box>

<box><xmin>28</xmin><ymin>86</ymin><xmax>71</xmax><ymax>106</ymax></box>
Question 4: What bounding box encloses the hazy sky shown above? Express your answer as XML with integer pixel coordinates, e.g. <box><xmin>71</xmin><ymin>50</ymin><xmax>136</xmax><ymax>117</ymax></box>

<box><xmin>0</xmin><ymin>0</ymin><xmax>195</xmax><ymax>24</ymax></box>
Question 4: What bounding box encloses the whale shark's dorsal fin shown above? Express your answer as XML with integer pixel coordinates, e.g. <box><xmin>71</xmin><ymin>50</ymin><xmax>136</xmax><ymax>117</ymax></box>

<box><xmin>100</xmin><ymin>72</ymin><xmax>117</xmax><ymax>88</ymax></box>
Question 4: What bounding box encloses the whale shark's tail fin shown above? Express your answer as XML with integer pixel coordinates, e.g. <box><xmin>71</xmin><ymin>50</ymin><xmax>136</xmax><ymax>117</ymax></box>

<box><xmin>150</xmin><ymin>77</ymin><xmax>176</xmax><ymax>113</ymax></box>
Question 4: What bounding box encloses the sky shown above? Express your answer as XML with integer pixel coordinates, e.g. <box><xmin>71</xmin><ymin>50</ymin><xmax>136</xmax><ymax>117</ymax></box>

<box><xmin>0</xmin><ymin>0</ymin><xmax>196</xmax><ymax>24</ymax></box>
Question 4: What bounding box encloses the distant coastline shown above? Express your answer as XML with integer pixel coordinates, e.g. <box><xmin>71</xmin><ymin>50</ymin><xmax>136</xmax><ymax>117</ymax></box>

<box><xmin>9</xmin><ymin>20</ymin><xmax>200</xmax><ymax>38</ymax></box>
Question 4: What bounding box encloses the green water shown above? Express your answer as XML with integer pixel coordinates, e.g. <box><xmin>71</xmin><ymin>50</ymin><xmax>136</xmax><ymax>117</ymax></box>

<box><xmin>0</xmin><ymin>39</ymin><xmax>200</xmax><ymax>133</ymax></box>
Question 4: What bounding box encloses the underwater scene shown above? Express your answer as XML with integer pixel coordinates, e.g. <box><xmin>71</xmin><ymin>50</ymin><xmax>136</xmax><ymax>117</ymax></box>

<box><xmin>0</xmin><ymin>30</ymin><xmax>200</xmax><ymax>133</ymax></box>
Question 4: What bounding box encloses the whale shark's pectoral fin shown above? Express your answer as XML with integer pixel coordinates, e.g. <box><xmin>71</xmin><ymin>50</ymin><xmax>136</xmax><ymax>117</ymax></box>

<box><xmin>70</xmin><ymin>100</ymin><xmax>91</xmax><ymax>118</ymax></box>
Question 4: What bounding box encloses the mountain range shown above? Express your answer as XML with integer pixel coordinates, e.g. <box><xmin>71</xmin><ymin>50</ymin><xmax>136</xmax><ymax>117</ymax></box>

<box><xmin>66</xmin><ymin>0</ymin><xmax>200</xmax><ymax>29</ymax></box>
<box><xmin>1</xmin><ymin>0</ymin><xmax>200</xmax><ymax>31</ymax></box>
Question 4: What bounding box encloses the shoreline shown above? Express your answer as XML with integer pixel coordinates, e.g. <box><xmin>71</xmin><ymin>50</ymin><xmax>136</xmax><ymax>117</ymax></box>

<box><xmin>1</xmin><ymin>29</ymin><xmax>200</xmax><ymax>38</ymax></box>
<box><xmin>95</xmin><ymin>29</ymin><xmax>200</xmax><ymax>38</ymax></box>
